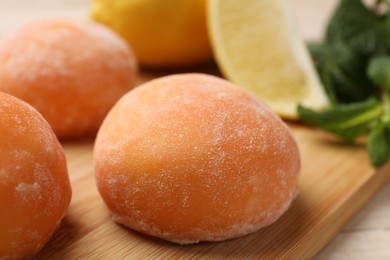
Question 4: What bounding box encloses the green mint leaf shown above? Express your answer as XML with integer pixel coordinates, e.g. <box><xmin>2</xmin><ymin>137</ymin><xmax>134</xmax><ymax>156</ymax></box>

<box><xmin>326</xmin><ymin>40</ymin><xmax>374</xmax><ymax>102</ymax></box>
<box><xmin>307</xmin><ymin>42</ymin><xmax>338</xmax><ymax>103</ymax></box>
<box><xmin>367</xmin><ymin>121</ymin><xmax>390</xmax><ymax>167</ymax></box>
<box><xmin>382</xmin><ymin>88</ymin><xmax>390</xmax><ymax>122</ymax></box>
<box><xmin>322</xmin><ymin>41</ymin><xmax>370</xmax><ymax>102</ymax></box>
<box><xmin>307</xmin><ymin>41</ymin><xmax>367</xmax><ymax>103</ymax></box>
<box><xmin>303</xmin><ymin>0</ymin><xmax>390</xmax><ymax>168</ymax></box>
<box><xmin>307</xmin><ymin>42</ymin><xmax>326</xmax><ymax>66</ymax></box>
<box><xmin>312</xmin><ymin>0</ymin><xmax>390</xmax><ymax>103</ymax></box>
<box><xmin>367</xmin><ymin>55</ymin><xmax>390</xmax><ymax>89</ymax></box>
<box><xmin>298</xmin><ymin>98</ymin><xmax>383</xmax><ymax>141</ymax></box>
<box><xmin>327</xmin><ymin>0</ymin><xmax>390</xmax><ymax>55</ymax></box>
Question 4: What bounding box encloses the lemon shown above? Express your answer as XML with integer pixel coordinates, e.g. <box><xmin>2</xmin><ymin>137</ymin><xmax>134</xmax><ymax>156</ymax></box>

<box><xmin>207</xmin><ymin>0</ymin><xmax>329</xmax><ymax>119</ymax></box>
<box><xmin>90</xmin><ymin>0</ymin><xmax>213</xmax><ymax>68</ymax></box>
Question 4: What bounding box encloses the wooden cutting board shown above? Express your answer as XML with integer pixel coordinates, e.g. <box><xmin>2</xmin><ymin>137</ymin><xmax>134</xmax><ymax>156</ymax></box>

<box><xmin>33</xmin><ymin>70</ymin><xmax>390</xmax><ymax>260</ymax></box>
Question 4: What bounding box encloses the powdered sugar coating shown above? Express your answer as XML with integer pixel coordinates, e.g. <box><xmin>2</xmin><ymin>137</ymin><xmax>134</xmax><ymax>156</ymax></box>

<box><xmin>0</xmin><ymin>92</ymin><xmax>71</xmax><ymax>258</ymax></box>
<box><xmin>0</xmin><ymin>18</ymin><xmax>138</xmax><ymax>138</ymax></box>
<box><xmin>94</xmin><ymin>73</ymin><xmax>300</xmax><ymax>244</ymax></box>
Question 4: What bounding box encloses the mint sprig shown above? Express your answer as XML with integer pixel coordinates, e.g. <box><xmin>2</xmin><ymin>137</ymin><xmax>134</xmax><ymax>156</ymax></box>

<box><xmin>298</xmin><ymin>98</ymin><xmax>382</xmax><ymax>142</ymax></box>
<box><xmin>300</xmin><ymin>0</ymin><xmax>390</xmax><ymax>169</ymax></box>
<box><xmin>368</xmin><ymin>121</ymin><xmax>390</xmax><ymax>167</ymax></box>
<box><xmin>299</xmin><ymin>55</ymin><xmax>390</xmax><ymax>167</ymax></box>
<box><xmin>308</xmin><ymin>0</ymin><xmax>390</xmax><ymax>104</ymax></box>
<box><xmin>299</xmin><ymin>95</ymin><xmax>390</xmax><ymax>167</ymax></box>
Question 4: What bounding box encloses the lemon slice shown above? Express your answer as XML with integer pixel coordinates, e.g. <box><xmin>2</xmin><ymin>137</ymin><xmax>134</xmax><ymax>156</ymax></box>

<box><xmin>207</xmin><ymin>0</ymin><xmax>328</xmax><ymax>119</ymax></box>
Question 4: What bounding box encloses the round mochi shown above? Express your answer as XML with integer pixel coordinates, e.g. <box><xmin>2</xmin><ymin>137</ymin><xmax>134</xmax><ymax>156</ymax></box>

<box><xmin>94</xmin><ymin>73</ymin><xmax>300</xmax><ymax>244</ymax></box>
<box><xmin>0</xmin><ymin>18</ymin><xmax>138</xmax><ymax>139</ymax></box>
<box><xmin>0</xmin><ymin>92</ymin><xmax>71</xmax><ymax>258</ymax></box>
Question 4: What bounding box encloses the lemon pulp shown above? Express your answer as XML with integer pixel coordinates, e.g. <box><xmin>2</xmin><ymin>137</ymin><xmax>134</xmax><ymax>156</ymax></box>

<box><xmin>207</xmin><ymin>0</ymin><xmax>328</xmax><ymax>119</ymax></box>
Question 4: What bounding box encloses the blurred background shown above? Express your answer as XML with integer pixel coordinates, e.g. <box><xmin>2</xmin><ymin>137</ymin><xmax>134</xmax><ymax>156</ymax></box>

<box><xmin>0</xmin><ymin>0</ymin><xmax>338</xmax><ymax>40</ymax></box>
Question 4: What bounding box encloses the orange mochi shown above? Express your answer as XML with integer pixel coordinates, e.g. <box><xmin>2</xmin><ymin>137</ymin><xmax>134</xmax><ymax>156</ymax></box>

<box><xmin>0</xmin><ymin>18</ymin><xmax>138</xmax><ymax>139</ymax></box>
<box><xmin>94</xmin><ymin>73</ymin><xmax>300</xmax><ymax>244</ymax></box>
<box><xmin>0</xmin><ymin>92</ymin><xmax>71</xmax><ymax>258</ymax></box>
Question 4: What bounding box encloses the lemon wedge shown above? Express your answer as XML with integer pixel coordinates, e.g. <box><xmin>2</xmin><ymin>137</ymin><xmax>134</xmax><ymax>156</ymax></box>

<box><xmin>207</xmin><ymin>0</ymin><xmax>328</xmax><ymax>119</ymax></box>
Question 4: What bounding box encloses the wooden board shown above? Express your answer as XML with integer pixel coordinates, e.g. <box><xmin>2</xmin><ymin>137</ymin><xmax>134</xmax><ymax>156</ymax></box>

<box><xmin>32</xmin><ymin>71</ymin><xmax>390</xmax><ymax>260</ymax></box>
